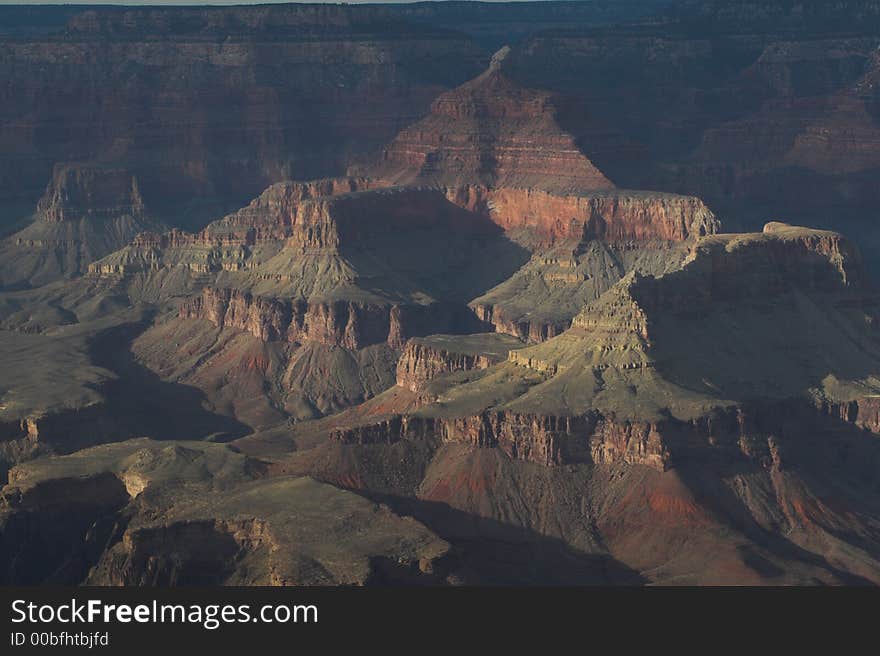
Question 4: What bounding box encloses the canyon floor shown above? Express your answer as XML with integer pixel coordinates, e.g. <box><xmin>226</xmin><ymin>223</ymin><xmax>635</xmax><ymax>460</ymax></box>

<box><xmin>3</xmin><ymin>1</ymin><xmax>880</xmax><ymax>586</ymax></box>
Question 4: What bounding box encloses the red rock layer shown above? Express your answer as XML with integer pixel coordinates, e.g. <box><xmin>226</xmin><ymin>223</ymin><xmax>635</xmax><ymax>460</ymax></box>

<box><xmin>446</xmin><ymin>186</ymin><xmax>719</xmax><ymax>246</ymax></box>
<box><xmin>372</xmin><ymin>49</ymin><xmax>614</xmax><ymax>196</ymax></box>
<box><xmin>331</xmin><ymin>413</ymin><xmax>596</xmax><ymax>467</ymax></box>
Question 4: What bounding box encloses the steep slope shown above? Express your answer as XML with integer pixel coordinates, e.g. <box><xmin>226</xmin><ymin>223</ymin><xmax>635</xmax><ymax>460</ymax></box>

<box><xmin>0</xmin><ymin>164</ymin><xmax>167</xmax><ymax>288</ymax></box>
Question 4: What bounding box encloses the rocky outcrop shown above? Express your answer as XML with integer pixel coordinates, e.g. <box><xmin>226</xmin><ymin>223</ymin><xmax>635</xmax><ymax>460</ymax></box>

<box><xmin>631</xmin><ymin>222</ymin><xmax>868</xmax><ymax>319</ymax></box>
<box><xmin>816</xmin><ymin>395</ymin><xmax>880</xmax><ymax>434</ymax></box>
<box><xmin>365</xmin><ymin>46</ymin><xmax>719</xmax><ymax>249</ymax></box>
<box><xmin>180</xmin><ymin>287</ymin><xmax>476</xmax><ymax>351</ymax></box>
<box><xmin>33</xmin><ymin>164</ymin><xmax>146</xmax><ymax>224</ymax></box>
<box><xmin>395</xmin><ymin>335</ymin><xmax>517</xmax><ymax>392</ymax></box>
<box><xmin>128</xmin><ymin>177</ymin><xmax>378</xmax><ymax>250</ymax></box>
<box><xmin>471</xmin><ymin>303</ymin><xmax>570</xmax><ymax>344</ymax></box>
<box><xmin>0</xmin><ymin>163</ymin><xmax>166</xmax><ymax>286</ymax></box>
<box><xmin>87</xmin><ymin>177</ymin><xmax>379</xmax><ymax>276</ymax></box>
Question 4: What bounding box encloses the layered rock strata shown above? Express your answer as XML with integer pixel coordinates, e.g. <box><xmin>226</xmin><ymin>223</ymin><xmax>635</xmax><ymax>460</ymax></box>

<box><xmin>180</xmin><ymin>288</ymin><xmax>477</xmax><ymax>351</ymax></box>
<box><xmin>395</xmin><ymin>334</ymin><xmax>523</xmax><ymax>392</ymax></box>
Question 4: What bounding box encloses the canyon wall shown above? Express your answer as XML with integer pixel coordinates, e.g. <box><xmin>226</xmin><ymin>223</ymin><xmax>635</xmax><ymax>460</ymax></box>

<box><xmin>330</xmin><ymin>395</ymin><xmax>880</xmax><ymax>472</ymax></box>
<box><xmin>0</xmin><ymin>4</ymin><xmax>485</xmax><ymax>228</ymax></box>
<box><xmin>447</xmin><ymin>186</ymin><xmax>719</xmax><ymax>246</ymax></box>
<box><xmin>180</xmin><ymin>287</ymin><xmax>477</xmax><ymax>351</ymax></box>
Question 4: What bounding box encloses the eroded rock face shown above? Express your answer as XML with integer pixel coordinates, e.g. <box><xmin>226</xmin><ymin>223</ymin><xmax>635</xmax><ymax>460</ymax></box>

<box><xmin>88</xmin><ymin>177</ymin><xmax>379</xmax><ymax>276</ymax></box>
<box><xmin>34</xmin><ymin>164</ymin><xmax>146</xmax><ymax>224</ymax></box>
<box><xmin>181</xmin><ymin>288</ymin><xmax>391</xmax><ymax>349</ymax></box>
<box><xmin>328</xmin><ymin>393</ymin><xmax>880</xmax><ymax>474</ymax></box>
<box><xmin>447</xmin><ymin>186</ymin><xmax>719</xmax><ymax>247</ymax></box>
<box><xmin>331</xmin><ymin>413</ymin><xmax>587</xmax><ymax>466</ymax></box>
<box><xmin>180</xmin><ymin>288</ymin><xmax>477</xmax><ymax>351</ymax></box>
<box><xmin>818</xmin><ymin>396</ymin><xmax>880</xmax><ymax>433</ymax></box>
<box><xmin>471</xmin><ymin>303</ymin><xmax>570</xmax><ymax>344</ymax></box>
<box><xmin>395</xmin><ymin>336</ymin><xmax>517</xmax><ymax>393</ymax></box>
<box><xmin>373</xmin><ymin>47</ymin><xmax>614</xmax><ymax>195</ymax></box>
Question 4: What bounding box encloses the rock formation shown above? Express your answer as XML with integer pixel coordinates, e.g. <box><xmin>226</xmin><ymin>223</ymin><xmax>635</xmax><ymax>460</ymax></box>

<box><xmin>0</xmin><ymin>164</ymin><xmax>166</xmax><ymax>287</ymax></box>
<box><xmin>313</xmin><ymin>222</ymin><xmax>880</xmax><ymax>475</ymax></box>
<box><xmin>373</xmin><ymin>46</ymin><xmax>614</xmax><ymax>195</ymax></box>
<box><xmin>395</xmin><ymin>333</ymin><xmax>523</xmax><ymax>393</ymax></box>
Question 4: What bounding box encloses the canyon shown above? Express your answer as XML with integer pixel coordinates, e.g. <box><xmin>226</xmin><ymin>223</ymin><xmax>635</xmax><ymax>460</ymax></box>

<box><xmin>2</xmin><ymin>1</ymin><xmax>880</xmax><ymax>587</ymax></box>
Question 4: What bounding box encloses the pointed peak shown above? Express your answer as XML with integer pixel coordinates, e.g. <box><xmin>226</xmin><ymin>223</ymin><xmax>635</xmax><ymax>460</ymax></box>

<box><xmin>489</xmin><ymin>45</ymin><xmax>512</xmax><ymax>72</ymax></box>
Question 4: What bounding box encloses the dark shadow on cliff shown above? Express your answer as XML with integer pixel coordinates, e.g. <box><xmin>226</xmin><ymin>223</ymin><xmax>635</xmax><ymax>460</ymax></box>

<box><xmin>88</xmin><ymin>320</ymin><xmax>252</xmax><ymax>443</ymax></box>
<box><xmin>0</xmin><ymin>472</ymin><xmax>132</xmax><ymax>585</ymax></box>
<box><xmin>337</xmin><ymin>191</ymin><xmax>531</xmax><ymax>305</ymax></box>
<box><xmin>670</xmin><ymin>399</ymin><xmax>880</xmax><ymax>585</ymax></box>
<box><xmin>356</xmin><ymin>490</ymin><xmax>646</xmax><ymax>586</ymax></box>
